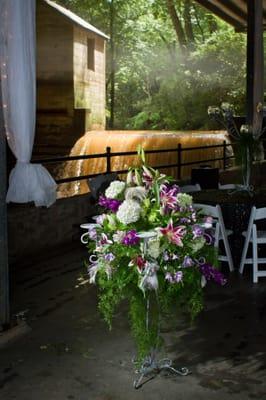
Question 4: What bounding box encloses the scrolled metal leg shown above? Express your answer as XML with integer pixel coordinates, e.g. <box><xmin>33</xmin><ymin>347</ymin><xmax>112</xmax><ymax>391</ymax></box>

<box><xmin>133</xmin><ymin>355</ymin><xmax>190</xmax><ymax>389</ymax></box>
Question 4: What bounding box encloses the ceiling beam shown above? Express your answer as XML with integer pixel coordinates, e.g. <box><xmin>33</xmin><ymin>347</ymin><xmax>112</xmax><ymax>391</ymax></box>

<box><xmin>211</xmin><ymin>0</ymin><xmax>247</xmax><ymax>22</ymax></box>
<box><xmin>196</xmin><ymin>0</ymin><xmax>245</xmax><ymax>30</ymax></box>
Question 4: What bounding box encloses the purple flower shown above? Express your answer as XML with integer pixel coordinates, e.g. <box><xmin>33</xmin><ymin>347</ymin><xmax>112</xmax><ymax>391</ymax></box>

<box><xmin>88</xmin><ymin>228</ymin><xmax>97</xmax><ymax>241</ymax></box>
<box><xmin>104</xmin><ymin>252</ymin><xmax>115</xmax><ymax>262</ymax></box>
<box><xmin>98</xmin><ymin>195</ymin><xmax>121</xmax><ymax>212</ymax></box>
<box><xmin>180</xmin><ymin>217</ymin><xmax>190</xmax><ymax>224</ymax></box>
<box><xmin>192</xmin><ymin>224</ymin><xmax>204</xmax><ymax>239</ymax></box>
<box><xmin>122</xmin><ymin>230</ymin><xmax>140</xmax><ymax>246</ymax></box>
<box><xmin>200</xmin><ymin>263</ymin><xmax>227</xmax><ymax>286</ymax></box>
<box><xmin>165</xmin><ymin>272</ymin><xmax>174</xmax><ymax>283</ymax></box>
<box><xmin>174</xmin><ymin>271</ymin><xmax>183</xmax><ymax>282</ymax></box>
<box><xmin>183</xmin><ymin>255</ymin><xmax>194</xmax><ymax>267</ymax></box>
<box><xmin>163</xmin><ymin>251</ymin><xmax>170</xmax><ymax>261</ymax></box>
<box><xmin>95</xmin><ymin>214</ymin><xmax>107</xmax><ymax>225</ymax></box>
<box><xmin>165</xmin><ymin>271</ymin><xmax>183</xmax><ymax>283</ymax></box>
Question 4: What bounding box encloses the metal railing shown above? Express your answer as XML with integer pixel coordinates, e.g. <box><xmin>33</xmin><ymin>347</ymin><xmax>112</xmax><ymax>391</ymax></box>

<box><xmin>31</xmin><ymin>140</ymin><xmax>235</xmax><ymax>184</ymax></box>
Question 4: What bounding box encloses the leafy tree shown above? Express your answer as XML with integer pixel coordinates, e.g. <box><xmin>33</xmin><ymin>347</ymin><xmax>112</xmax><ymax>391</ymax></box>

<box><xmin>55</xmin><ymin>0</ymin><xmax>246</xmax><ymax>130</ymax></box>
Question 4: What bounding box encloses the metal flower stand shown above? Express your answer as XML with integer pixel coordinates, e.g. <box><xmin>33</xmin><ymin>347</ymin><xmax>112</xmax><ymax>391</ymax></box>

<box><xmin>133</xmin><ymin>231</ymin><xmax>190</xmax><ymax>389</ymax></box>
<box><xmin>134</xmin><ymin>354</ymin><xmax>190</xmax><ymax>389</ymax></box>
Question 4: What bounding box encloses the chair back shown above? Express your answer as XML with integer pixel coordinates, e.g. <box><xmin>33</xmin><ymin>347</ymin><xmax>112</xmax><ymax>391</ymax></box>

<box><xmin>180</xmin><ymin>183</ymin><xmax>201</xmax><ymax>193</ymax></box>
<box><xmin>88</xmin><ymin>172</ymin><xmax>118</xmax><ymax>200</ymax></box>
<box><xmin>193</xmin><ymin>203</ymin><xmax>219</xmax><ymax>219</ymax></box>
<box><xmin>254</xmin><ymin>206</ymin><xmax>266</xmax><ymax>221</ymax></box>
<box><xmin>194</xmin><ymin>202</ymin><xmax>234</xmax><ymax>271</ymax></box>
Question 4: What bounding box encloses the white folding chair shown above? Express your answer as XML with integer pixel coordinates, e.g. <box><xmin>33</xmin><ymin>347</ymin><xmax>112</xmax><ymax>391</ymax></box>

<box><xmin>193</xmin><ymin>203</ymin><xmax>234</xmax><ymax>272</ymax></box>
<box><xmin>239</xmin><ymin>206</ymin><xmax>266</xmax><ymax>283</ymax></box>
<box><xmin>180</xmin><ymin>183</ymin><xmax>201</xmax><ymax>193</ymax></box>
<box><xmin>218</xmin><ymin>183</ymin><xmax>237</xmax><ymax>190</ymax></box>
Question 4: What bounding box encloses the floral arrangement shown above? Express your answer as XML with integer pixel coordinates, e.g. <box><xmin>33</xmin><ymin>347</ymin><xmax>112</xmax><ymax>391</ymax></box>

<box><xmin>86</xmin><ymin>149</ymin><xmax>225</xmax><ymax>362</ymax></box>
<box><xmin>208</xmin><ymin>102</ymin><xmax>265</xmax><ymax>192</ymax></box>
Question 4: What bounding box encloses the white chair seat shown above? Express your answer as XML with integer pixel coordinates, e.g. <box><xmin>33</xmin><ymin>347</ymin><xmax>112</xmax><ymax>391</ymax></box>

<box><xmin>243</xmin><ymin>230</ymin><xmax>266</xmax><ymax>242</ymax></box>
<box><xmin>221</xmin><ymin>229</ymin><xmax>233</xmax><ymax>238</ymax></box>
<box><xmin>180</xmin><ymin>183</ymin><xmax>201</xmax><ymax>193</ymax></box>
<box><xmin>239</xmin><ymin>206</ymin><xmax>266</xmax><ymax>283</ymax></box>
<box><xmin>218</xmin><ymin>183</ymin><xmax>237</xmax><ymax>190</ymax></box>
<box><xmin>212</xmin><ymin>228</ymin><xmax>233</xmax><ymax>239</ymax></box>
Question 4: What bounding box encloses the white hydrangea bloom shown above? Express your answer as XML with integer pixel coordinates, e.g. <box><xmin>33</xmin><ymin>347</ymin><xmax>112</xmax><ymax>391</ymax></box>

<box><xmin>177</xmin><ymin>193</ymin><xmax>192</xmax><ymax>207</ymax></box>
<box><xmin>105</xmin><ymin>181</ymin><xmax>125</xmax><ymax>199</ymax></box>
<box><xmin>147</xmin><ymin>238</ymin><xmax>161</xmax><ymax>259</ymax></box>
<box><xmin>117</xmin><ymin>200</ymin><xmax>141</xmax><ymax>225</ymax></box>
<box><xmin>125</xmin><ymin>186</ymin><xmax>147</xmax><ymax>202</ymax></box>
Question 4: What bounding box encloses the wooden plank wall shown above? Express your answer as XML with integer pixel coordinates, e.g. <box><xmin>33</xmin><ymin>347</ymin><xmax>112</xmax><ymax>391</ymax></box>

<box><xmin>73</xmin><ymin>27</ymin><xmax>106</xmax><ymax>130</ymax></box>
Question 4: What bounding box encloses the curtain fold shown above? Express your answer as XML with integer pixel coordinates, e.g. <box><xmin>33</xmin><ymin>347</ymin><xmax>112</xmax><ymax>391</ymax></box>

<box><xmin>0</xmin><ymin>0</ymin><xmax>57</xmax><ymax>207</ymax></box>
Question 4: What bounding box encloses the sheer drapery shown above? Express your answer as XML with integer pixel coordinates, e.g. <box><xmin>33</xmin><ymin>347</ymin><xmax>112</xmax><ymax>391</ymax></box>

<box><xmin>0</xmin><ymin>0</ymin><xmax>57</xmax><ymax>207</ymax></box>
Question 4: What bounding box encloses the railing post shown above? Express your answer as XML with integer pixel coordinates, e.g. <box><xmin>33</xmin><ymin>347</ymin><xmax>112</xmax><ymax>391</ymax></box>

<box><xmin>223</xmin><ymin>140</ymin><xmax>227</xmax><ymax>170</ymax></box>
<box><xmin>106</xmin><ymin>146</ymin><xmax>111</xmax><ymax>173</ymax></box>
<box><xmin>177</xmin><ymin>143</ymin><xmax>182</xmax><ymax>180</ymax></box>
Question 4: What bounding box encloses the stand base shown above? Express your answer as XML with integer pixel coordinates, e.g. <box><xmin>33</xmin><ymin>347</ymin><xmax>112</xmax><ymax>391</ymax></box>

<box><xmin>134</xmin><ymin>355</ymin><xmax>190</xmax><ymax>389</ymax></box>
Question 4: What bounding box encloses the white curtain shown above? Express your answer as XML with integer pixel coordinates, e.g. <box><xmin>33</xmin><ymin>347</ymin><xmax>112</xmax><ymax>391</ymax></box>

<box><xmin>0</xmin><ymin>0</ymin><xmax>57</xmax><ymax>207</ymax></box>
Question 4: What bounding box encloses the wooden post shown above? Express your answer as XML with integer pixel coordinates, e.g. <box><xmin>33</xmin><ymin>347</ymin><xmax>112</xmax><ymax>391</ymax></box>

<box><xmin>177</xmin><ymin>143</ymin><xmax>182</xmax><ymax>180</ymax></box>
<box><xmin>109</xmin><ymin>0</ymin><xmax>115</xmax><ymax>129</ymax></box>
<box><xmin>223</xmin><ymin>140</ymin><xmax>227</xmax><ymax>170</ymax></box>
<box><xmin>246</xmin><ymin>0</ymin><xmax>264</xmax><ymax>133</ymax></box>
<box><xmin>0</xmin><ymin>76</ymin><xmax>10</xmax><ymax>329</ymax></box>
<box><xmin>106</xmin><ymin>146</ymin><xmax>111</xmax><ymax>173</ymax></box>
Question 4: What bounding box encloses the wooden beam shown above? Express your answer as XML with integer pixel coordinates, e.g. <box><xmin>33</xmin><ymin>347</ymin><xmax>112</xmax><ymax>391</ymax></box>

<box><xmin>211</xmin><ymin>0</ymin><xmax>247</xmax><ymax>22</ymax></box>
<box><xmin>0</xmin><ymin>75</ymin><xmax>10</xmax><ymax>329</ymax></box>
<box><xmin>196</xmin><ymin>0</ymin><xmax>245</xmax><ymax>30</ymax></box>
<box><xmin>246</xmin><ymin>0</ymin><xmax>264</xmax><ymax>133</ymax></box>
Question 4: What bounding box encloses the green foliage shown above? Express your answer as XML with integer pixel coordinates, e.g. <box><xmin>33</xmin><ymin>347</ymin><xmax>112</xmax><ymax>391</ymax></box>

<box><xmin>56</xmin><ymin>0</ymin><xmax>246</xmax><ymax>130</ymax></box>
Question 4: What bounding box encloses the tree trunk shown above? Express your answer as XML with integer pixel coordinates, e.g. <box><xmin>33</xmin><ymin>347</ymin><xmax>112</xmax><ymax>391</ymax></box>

<box><xmin>207</xmin><ymin>14</ymin><xmax>218</xmax><ymax>34</ymax></box>
<box><xmin>183</xmin><ymin>0</ymin><xmax>195</xmax><ymax>47</ymax></box>
<box><xmin>166</xmin><ymin>0</ymin><xmax>187</xmax><ymax>53</ymax></box>
<box><xmin>192</xmin><ymin>4</ymin><xmax>205</xmax><ymax>42</ymax></box>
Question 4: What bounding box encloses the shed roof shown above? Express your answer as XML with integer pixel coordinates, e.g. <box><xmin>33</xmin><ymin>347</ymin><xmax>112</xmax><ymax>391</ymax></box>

<box><xmin>195</xmin><ymin>0</ymin><xmax>266</xmax><ymax>31</ymax></box>
<box><xmin>43</xmin><ymin>0</ymin><xmax>109</xmax><ymax>39</ymax></box>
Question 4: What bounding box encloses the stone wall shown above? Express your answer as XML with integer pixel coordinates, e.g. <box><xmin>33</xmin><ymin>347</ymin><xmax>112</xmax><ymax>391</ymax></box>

<box><xmin>7</xmin><ymin>194</ymin><xmax>94</xmax><ymax>265</ymax></box>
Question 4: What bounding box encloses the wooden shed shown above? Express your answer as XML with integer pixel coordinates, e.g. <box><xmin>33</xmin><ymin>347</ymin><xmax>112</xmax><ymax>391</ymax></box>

<box><xmin>35</xmin><ymin>0</ymin><xmax>108</xmax><ymax>156</ymax></box>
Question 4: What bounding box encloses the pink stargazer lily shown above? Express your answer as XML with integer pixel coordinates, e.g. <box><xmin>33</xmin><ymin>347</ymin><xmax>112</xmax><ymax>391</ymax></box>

<box><xmin>142</xmin><ymin>166</ymin><xmax>154</xmax><ymax>188</ymax></box>
<box><xmin>160</xmin><ymin>220</ymin><xmax>186</xmax><ymax>246</ymax></box>
<box><xmin>159</xmin><ymin>184</ymin><xmax>179</xmax><ymax>210</ymax></box>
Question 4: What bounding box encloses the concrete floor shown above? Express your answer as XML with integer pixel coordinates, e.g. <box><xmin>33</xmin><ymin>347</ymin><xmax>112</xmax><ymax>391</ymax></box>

<box><xmin>1</xmin><ymin>244</ymin><xmax>266</xmax><ymax>400</ymax></box>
